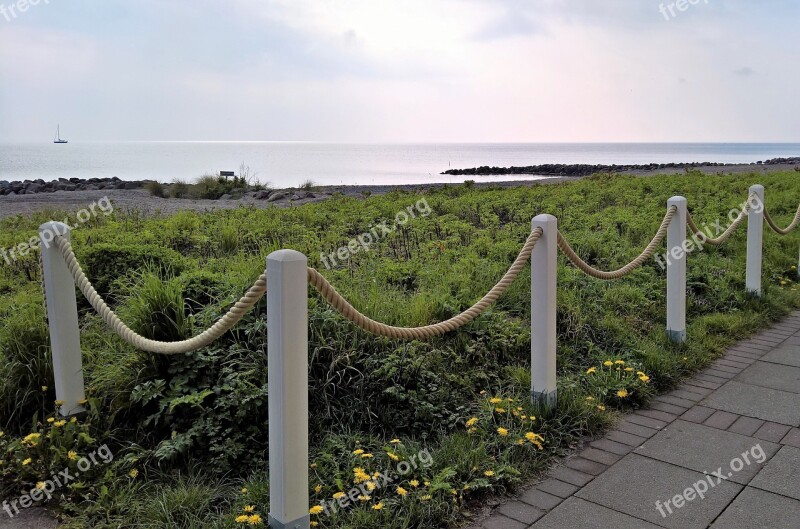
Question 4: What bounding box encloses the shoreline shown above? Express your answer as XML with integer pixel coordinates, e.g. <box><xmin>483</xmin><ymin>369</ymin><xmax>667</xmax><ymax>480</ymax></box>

<box><xmin>2</xmin><ymin>162</ymin><xmax>799</xmax><ymax>220</ymax></box>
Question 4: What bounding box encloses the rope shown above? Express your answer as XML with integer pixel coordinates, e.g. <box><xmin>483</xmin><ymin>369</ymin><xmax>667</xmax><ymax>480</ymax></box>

<box><xmin>764</xmin><ymin>203</ymin><xmax>800</xmax><ymax>235</ymax></box>
<box><xmin>307</xmin><ymin>228</ymin><xmax>543</xmax><ymax>339</ymax></box>
<box><xmin>556</xmin><ymin>206</ymin><xmax>676</xmax><ymax>280</ymax></box>
<box><xmin>686</xmin><ymin>196</ymin><xmax>753</xmax><ymax>246</ymax></box>
<box><xmin>53</xmin><ymin>237</ymin><xmax>266</xmax><ymax>354</ymax></box>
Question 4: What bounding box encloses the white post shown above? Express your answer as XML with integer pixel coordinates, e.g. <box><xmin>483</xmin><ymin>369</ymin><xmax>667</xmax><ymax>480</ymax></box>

<box><xmin>666</xmin><ymin>197</ymin><xmax>687</xmax><ymax>343</ymax></box>
<box><xmin>531</xmin><ymin>214</ymin><xmax>557</xmax><ymax>407</ymax></box>
<box><xmin>746</xmin><ymin>184</ymin><xmax>765</xmax><ymax>296</ymax></box>
<box><xmin>39</xmin><ymin>222</ymin><xmax>85</xmax><ymax>417</ymax></box>
<box><xmin>267</xmin><ymin>250</ymin><xmax>310</xmax><ymax>529</ymax></box>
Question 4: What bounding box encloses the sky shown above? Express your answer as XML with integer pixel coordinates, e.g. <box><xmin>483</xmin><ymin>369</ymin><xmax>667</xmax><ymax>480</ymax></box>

<box><xmin>1</xmin><ymin>0</ymin><xmax>799</xmax><ymax>143</ymax></box>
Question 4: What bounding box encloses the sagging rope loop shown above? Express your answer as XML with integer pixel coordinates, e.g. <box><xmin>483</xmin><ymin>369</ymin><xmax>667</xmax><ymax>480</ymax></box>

<box><xmin>686</xmin><ymin>194</ymin><xmax>755</xmax><ymax>246</ymax></box>
<box><xmin>54</xmin><ymin>237</ymin><xmax>267</xmax><ymax>354</ymax></box>
<box><xmin>764</xmin><ymin>203</ymin><xmax>800</xmax><ymax>235</ymax></box>
<box><xmin>556</xmin><ymin>206</ymin><xmax>677</xmax><ymax>280</ymax></box>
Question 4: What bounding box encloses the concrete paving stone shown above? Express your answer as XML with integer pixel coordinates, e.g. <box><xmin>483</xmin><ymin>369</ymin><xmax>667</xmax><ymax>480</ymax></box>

<box><xmin>580</xmin><ymin>447</ymin><xmax>621</xmax><ymax>466</ymax></box>
<box><xmin>589</xmin><ymin>438</ymin><xmax>634</xmax><ymax>455</ymax></box>
<box><xmin>677</xmin><ymin>384</ymin><xmax>713</xmax><ymax>397</ymax></box>
<box><xmin>760</xmin><ymin>342</ymin><xmax>800</xmax><ymax>368</ymax></box>
<box><xmin>783</xmin><ymin>335</ymin><xmax>800</xmax><ymax>346</ymax></box>
<box><xmin>635</xmin><ymin>409</ymin><xmax>678</xmax><ymax>424</ymax></box>
<box><xmin>666</xmin><ymin>389</ymin><xmax>707</xmax><ymax>401</ymax></box>
<box><xmin>626</xmin><ymin>413</ymin><xmax>668</xmax><ymax>430</ymax></box>
<box><xmin>634</xmin><ymin>420</ymin><xmax>779</xmax><ymax>485</ymax></box>
<box><xmin>649</xmin><ymin>401</ymin><xmax>688</xmax><ymax>415</ymax></box>
<box><xmin>780</xmin><ymin>428</ymin><xmax>800</xmax><ymax>448</ymax></box>
<box><xmin>535</xmin><ymin>478</ymin><xmax>579</xmax><ymax>499</ymax></box>
<box><xmin>700</xmin><ymin>381</ymin><xmax>800</xmax><ymax>426</ymax></box>
<box><xmin>709</xmin><ymin>487</ymin><xmax>800</xmax><ymax>529</ymax></box>
<box><xmin>0</xmin><ymin>509</ymin><xmax>57</xmax><ymax>529</ymax></box>
<box><xmin>732</xmin><ymin>342</ymin><xmax>771</xmax><ymax>353</ymax></box>
<box><xmin>755</xmin><ymin>332</ymin><xmax>787</xmax><ymax>342</ymax></box>
<box><xmin>735</xmin><ymin>361</ymin><xmax>800</xmax><ymax>394</ymax></box>
<box><xmin>703</xmin><ymin>410</ymin><xmax>740</xmax><ymax>430</ymax></box>
<box><xmin>710</xmin><ymin>362</ymin><xmax>744</xmax><ymax>374</ymax></box>
<box><xmin>726</xmin><ymin>346</ymin><xmax>764</xmax><ymax>358</ymax></box>
<box><xmin>616</xmin><ymin>420</ymin><xmax>660</xmax><ymax>439</ymax></box>
<box><xmin>723</xmin><ymin>354</ymin><xmax>757</xmax><ymax>366</ymax></box>
<box><xmin>564</xmin><ymin>457</ymin><xmax>607</xmax><ymax>476</ymax></box>
<box><xmin>604</xmin><ymin>430</ymin><xmax>647</xmax><ymax>448</ymax></box>
<box><xmin>685</xmin><ymin>378</ymin><xmax>722</xmax><ymax>390</ymax></box>
<box><xmin>749</xmin><ymin>445</ymin><xmax>800</xmax><ymax>500</ymax></box>
<box><xmin>727</xmin><ymin>415</ymin><xmax>765</xmax><ymax>437</ymax></box>
<box><xmin>703</xmin><ymin>369</ymin><xmax>736</xmax><ymax>380</ymax></box>
<box><xmin>496</xmin><ymin>501</ymin><xmax>545</xmax><ymax>524</ymax></box>
<box><xmin>575</xmin><ymin>454</ymin><xmax>742</xmax><ymax>529</ymax></box>
<box><xmin>548</xmin><ymin>466</ymin><xmax>594</xmax><ymax>487</ymax></box>
<box><xmin>680</xmin><ymin>406</ymin><xmax>717</xmax><ymax>423</ymax></box>
<box><xmin>532</xmin><ymin>497</ymin><xmax>664</xmax><ymax>529</ymax></box>
<box><xmin>518</xmin><ymin>489</ymin><xmax>563</xmax><ymax>511</ymax></box>
<box><xmin>483</xmin><ymin>514</ymin><xmax>527</xmax><ymax>529</ymax></box>
<box><xmin>652</xmin><ymin>395</ymin><xmax>696</xmax><ymax>408</ymax></box>
<box><xmin>754</xmin><ymin>421</ymin><xmax>793</xmax><ymax>443</ymax></box>
<box><xmin>695</xmin><ymin>374</ymin><xmax>729</xmax><ymax>385</ymax></box>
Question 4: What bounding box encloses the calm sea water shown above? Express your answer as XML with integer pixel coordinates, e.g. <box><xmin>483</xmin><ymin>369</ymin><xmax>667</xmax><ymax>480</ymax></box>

<box><xmin>1</xmin><ymin>142</ymin><xmax>798</xmax><ymax>188</ymax></box>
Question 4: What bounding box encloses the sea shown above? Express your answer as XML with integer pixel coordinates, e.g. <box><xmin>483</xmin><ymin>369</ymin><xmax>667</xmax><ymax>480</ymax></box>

<box><xmin>0</xmin><ymin>142</ymin><xmax>798</xmax><ymax>188</ymax></box>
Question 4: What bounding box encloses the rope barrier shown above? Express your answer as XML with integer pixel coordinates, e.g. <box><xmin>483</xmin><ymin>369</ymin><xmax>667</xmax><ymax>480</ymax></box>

<box><xmin>556</xmin><ymin>206</ymin><xmax>677</xmax><ymax>280</ymax></box>
<box><xmin>686</xmin><ymin>195</ymin><xmax>754</xmax><ymax>246</ymax></box>
<box><xmin>48</xmin><ymin>191</ymin><xmax>800</xmax><ymax>351</ymax></box>
<box><xmin>764</xmin><ymin>203</ymin><xmax>800</xmax><ymax>235</ymax></box>
<box><xmin>307</xmin><ymin>227</ymin><xmax>542</xmax><ymax>339</ymax></box>
<box><xmin>54</xmin><ymin>237</ymin><xmax>267</xmax><ymax>354</ymax></box>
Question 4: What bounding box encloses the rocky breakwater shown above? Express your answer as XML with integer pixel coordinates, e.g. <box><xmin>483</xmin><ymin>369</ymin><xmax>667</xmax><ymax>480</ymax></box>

<box><xmin>0</xmin><ymin>177</ymin><xmax>145</xmax><ymax>196</ymax></box>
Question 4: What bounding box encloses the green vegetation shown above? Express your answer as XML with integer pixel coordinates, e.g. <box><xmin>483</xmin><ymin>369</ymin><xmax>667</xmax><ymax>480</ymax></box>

<box><xmin>1</xmin><ymin>171</ymin><xmax>800</xmax><ymax>528</ymax></box>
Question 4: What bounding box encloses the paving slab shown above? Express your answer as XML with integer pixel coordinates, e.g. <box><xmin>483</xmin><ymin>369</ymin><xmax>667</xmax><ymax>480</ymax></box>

<box><xmin>749</xmin><ymin>445</ymin><xmax>800</xmax><ymax>500</ymax></box>
<box><xmin>760</xmin><ymin>342</ymin><xmax>800</xmax><ymax>368</ymax></box>
<box><xmin>532</xmin><ymin>497</ymin><xmax>663</xmax><ymax>529</ymax></box>
<box><xmin>700</xmin><ymin>380</ymin><xmax>800</xmax><ymax>426</ymax></box>
<box><xmin>575</xmin><ymin>454</ymin><xmax>741</xmax><ymax>529</ymax></box>
<box><xmin>0</xmin><ymin>508</ymin><xmax>57</xmax><ymax>529</ymax></box>
<box><xmin>634</xmin><ymin>420</ymin><xmax>779</xmax><ymax>484</ymax></box>
<box><xmin>735</xmin><ymin>361</ymin><xmax>800</xmax><ymax>393</ymax></box>
<box><xmin>709</xmin><ymin>487</ymin><xmax>800</xmax><ymax>529</ymax></box>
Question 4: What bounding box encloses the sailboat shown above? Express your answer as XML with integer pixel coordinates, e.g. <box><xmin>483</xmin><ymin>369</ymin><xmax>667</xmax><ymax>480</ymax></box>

<box><xmin>54</xmin><ymin>125</ymin><xmax>68</xmax><ymax>144</ymax></box>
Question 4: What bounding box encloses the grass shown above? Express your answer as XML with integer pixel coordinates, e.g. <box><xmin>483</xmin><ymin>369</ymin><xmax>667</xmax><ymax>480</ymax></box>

<box><xmin>1</xmin><ymin>170</ymin><xmax>800</xmax><ymax>528</ymax></box>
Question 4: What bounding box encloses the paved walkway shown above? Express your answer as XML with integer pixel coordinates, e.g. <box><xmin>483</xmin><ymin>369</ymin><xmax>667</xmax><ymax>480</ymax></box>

<box><xmin>474</xmin><ymin>310</ymin><xmax>800</xmax><ymax>529</ymax></box>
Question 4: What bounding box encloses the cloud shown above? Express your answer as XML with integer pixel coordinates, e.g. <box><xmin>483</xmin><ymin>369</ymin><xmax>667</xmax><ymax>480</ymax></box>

<box><xmin>734</xmin><ymin>67</ymin><xmax>756</xmax><ymax>77</ymax></box>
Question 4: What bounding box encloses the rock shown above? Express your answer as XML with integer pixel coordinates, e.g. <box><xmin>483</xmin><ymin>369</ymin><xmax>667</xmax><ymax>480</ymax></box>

<box><xmin>305</xmin><ymin>192</ymin><xmax>316</xmax><ymax>198</ymax></box>
<box><xmin>220</xmin><ymin>194</ymin><xmax>233</xmax><ymax>200</ymax></box>
<box><xmin>267</xmin><ymin>192</ymin><xmax>287</xmax><ymax>202</ymax></box>
<box><xmin>123</xmin><ymin>182</ymin><xmax>140</xmax><ymax>190</ymax></box>
<box><xmin>254</xmin><ymin>190</ymin><xmax>272</xmax><ymax>200</ymax></box>
<box><xmin>25</xmin><ymin>183</ymin><xmax>43</xmax><ymax>193</ymax></box>
<box><xmin>290</xmin><ymin>194</ymin><xmax>301</xmax><ymax>200</ymax></box>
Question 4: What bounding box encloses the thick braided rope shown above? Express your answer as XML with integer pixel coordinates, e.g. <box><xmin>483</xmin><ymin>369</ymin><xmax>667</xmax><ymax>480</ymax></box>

<box><xmin>764</xmin><ymin>203</ymin><xmax>800</xmax><ymax>235</ymax></box>
<box><xmin>53</xmin><ymin>237</ymin><xmax>266</xmax><ymax>354</ymax></box>
<box><xmin>686</xmin><ymin>195</ymin><xmax>754</xmax><ymax>246</ymax></box>
<box><xmin>307</xmin><ymin>228</ymin><xmax>543</xmax><ymax>339</ymax></box>
<box><xmin>557</xmin><ymin>206</ymin><xmax>676</xmax><ymax>280</ymax></box>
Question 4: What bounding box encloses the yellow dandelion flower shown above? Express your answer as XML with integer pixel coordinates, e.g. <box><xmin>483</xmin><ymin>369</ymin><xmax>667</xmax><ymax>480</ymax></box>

<box><xmin>129</xmin><ymin>469</ymin><xmax>139</xmax><ymax>479</ymax></box>
<box><xmin>497</xmin><ymin>427</ymin><xmax>509</xmax><ymax>437</ymax></box>
<box><xmin>390</xmin><ymin>438</ymin><xmax>401</xmax><ymax>444</ymax></box>
<box><xmin>397</xmin><ymin>486</ymin><xmax>408</xmax><ymax>497</ymax></box>
<box><xmin>466</xmin><ymin>417</ymin><xmax>479</xmax><ymax>427</ymax></box>
<box><xmin>352</xmin><ymin>449</ymin><xmax>364</xmax><ymax>455</ymax></box>
<box><xmin>22</xmin><ymin>458</ymin><xmax>32</xmax><ymax>466</ymax></box>
<box><xmin>489</xmin><ymin>397</ymin><xmax>503</xmax><ymax>404</ymax></box>
<box><xmin>603</xmin><ymin>361</ymin><xmax>613</xmax><ymax>367</ymax></box>
<box><xmin>615</xmin><ymin>360</ymin><xmax>625</xmax><ymax>365</ymax></box>
<box><xmin>372</xmin><ymin>503</ymin><xmax>384</xmax><ymax>510</ymax></box>
<box><xmin>247</xmin><ymin>514</ymin><xmax>262</xmax><ymax>525</ymax></box>
<box><xmin>244</xmin><ymin>505</ymin><xmax>255</xmax><ymax>513</ymax></box>
<box><xmin>597</xmin><ymin>405</ymin><xmax>606</xmax><ymax>411</ymax></box>
<box><xmin>586</xmin><ymin>367</ymin><xmax>597</xmax><ymax>374</ymax></box>
<box><xmin>333</xmin><ymin>492</ymin><xmax>346</xmax><ymax>500</ymax></box>
<box><xmin>314</xmin><ymin>484</ymin><xmax>322</xmax><ymax>494</ymax></box>
<box><xmin>235</xmin><ymin>514</ymin><xmax>249</xmax><ymax>523</ymax></box>
<box><xmin>309</xmin><ymin>505</ymin><xmax>324</xmax><ymax>515</ymax></box>
<box><xmin>410</xmin><ymin>480</ymin><xmax>419</xmax><ymax>487</ymax></box>
<box><xmin>67</xmin><ymin>451</ymin><xmax>77</xmax><ymax>461</ymax></box>
<box><xmin>616</xmin><ymin>389</ymin><xmax>629</xmax><ymax>398</ymax></box>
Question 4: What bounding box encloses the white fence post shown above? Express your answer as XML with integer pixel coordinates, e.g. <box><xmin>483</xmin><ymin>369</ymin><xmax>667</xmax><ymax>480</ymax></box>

<box><xmin>267</xmin><ymin>250</ymin><xmax>310</xmax><ymax>529</ymax></box>
<box><xmin>746</xmin><ymin>184</ymin><xmax>765</xmax><ymax>296</ymax></box>
<box><xmin>39</xmin><ymin>222</ymin><xmax>86</xmax><ymax>417</ymax></box>
<box><xmin>531</xmin><ymin>214</ymin><xmax>557</xmax><ymax>408</ymax></box>
<box><xmin>666</xmin><ymin>197</ymin><xmax>687</xmax><ymax>343</ymax></box>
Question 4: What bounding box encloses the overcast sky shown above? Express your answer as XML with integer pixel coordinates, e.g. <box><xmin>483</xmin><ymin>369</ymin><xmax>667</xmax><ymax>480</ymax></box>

<box><xmin>1</xmin><ymin>0</ymin><xmax>798</xmax><ymax>142</ymax></box>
